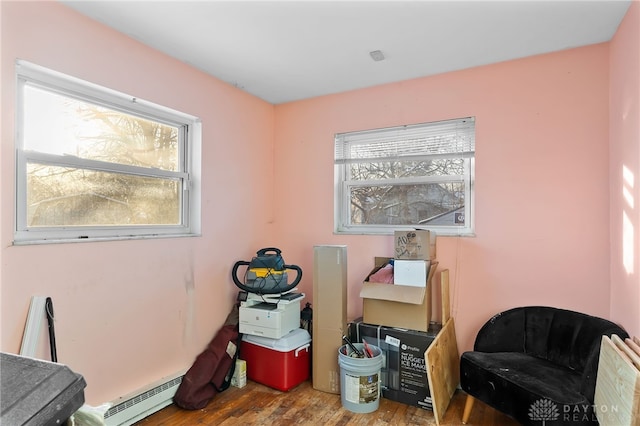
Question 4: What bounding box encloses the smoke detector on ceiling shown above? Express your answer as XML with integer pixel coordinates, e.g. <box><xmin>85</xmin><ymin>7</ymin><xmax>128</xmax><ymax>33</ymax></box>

<box><xmin>369</xmin><ymin>50</ymin><xmax>385</xmax><ymax>62</ymax></box>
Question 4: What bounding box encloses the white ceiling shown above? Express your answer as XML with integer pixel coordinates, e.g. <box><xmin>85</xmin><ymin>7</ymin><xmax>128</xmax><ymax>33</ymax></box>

<box><xmin>60</xmin><ymin>0</ymin><xmax>631</xmax><ymax>105</ymax></box>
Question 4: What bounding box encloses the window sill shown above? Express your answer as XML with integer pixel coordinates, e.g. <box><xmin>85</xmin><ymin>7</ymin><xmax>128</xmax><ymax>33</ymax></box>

<box><xmin>12</xmin><ymin>232</ymin><xmax>201</xmax><ymax>246</ymax></box>
<box><xmin>334</xmin><ymin>226</ymin><xmax>475</xmax><ymax>237</ymax></box>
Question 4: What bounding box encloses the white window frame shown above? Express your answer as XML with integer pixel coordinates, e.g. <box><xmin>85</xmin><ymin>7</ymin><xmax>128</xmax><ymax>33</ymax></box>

<box><xmin>14</xmin><ymin>60</ymin><xmax>201</xmax><ymax>244</ymax></box>
<box><xmin>334</xmin><ymin>117</ymin><xmax>475</xmax><ymax>236</ymax></box>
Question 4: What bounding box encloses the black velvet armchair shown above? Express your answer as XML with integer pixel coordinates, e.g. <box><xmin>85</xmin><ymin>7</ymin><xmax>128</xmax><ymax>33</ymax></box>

<box><xmin>460</xmin><ymin>306</ymin><xmax>628</xmax><ymax>425</ymax></box>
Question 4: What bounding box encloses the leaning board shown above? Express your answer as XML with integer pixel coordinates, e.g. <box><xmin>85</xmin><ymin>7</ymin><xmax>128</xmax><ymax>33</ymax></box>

<box><xmin>594</xmin><ymin>335</ymin><xmax>640</xmax><ymax>426</ymax></box>
<box><xmin>424</xmin><ymin>270</ymin><xmax>459</xmax><ymax>426</ymax></box>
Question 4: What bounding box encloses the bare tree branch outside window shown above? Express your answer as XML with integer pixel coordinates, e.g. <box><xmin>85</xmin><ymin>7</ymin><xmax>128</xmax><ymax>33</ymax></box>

<box><xmin>335</xmin><ymin>118</ymin><xmax>474</xmax><ymax>234</ymax></box>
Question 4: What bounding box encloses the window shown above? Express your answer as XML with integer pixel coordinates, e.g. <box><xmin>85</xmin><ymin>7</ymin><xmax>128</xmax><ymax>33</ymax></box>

<box><xmin>15</xmin><ymin>60</ymin><xmax>201</xmax><ymax>243</ymax></box>
<box><xmin>334</xmin><ymin>117</ymin><xmax>475</xmax><ymax>236</ymax></box>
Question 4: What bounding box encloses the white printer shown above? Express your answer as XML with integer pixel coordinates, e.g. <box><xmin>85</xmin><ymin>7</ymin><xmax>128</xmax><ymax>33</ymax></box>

<box><xmin>239</xmin><ymin>292</ymin><xmax>304</xmax><ymax>339</ymax></box>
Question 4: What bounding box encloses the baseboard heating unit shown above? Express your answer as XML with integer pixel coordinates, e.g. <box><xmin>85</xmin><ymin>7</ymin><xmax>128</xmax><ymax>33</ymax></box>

<box><xmin>104</xmin><ymin>370</ymin><xmax>185</xmax><ymax>426</ymax></box>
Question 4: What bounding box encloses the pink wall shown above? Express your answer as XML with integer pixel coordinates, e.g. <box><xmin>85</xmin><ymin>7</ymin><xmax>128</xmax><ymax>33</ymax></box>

<box><xmin>1</xmin><ymin>1</ymin><xmax>275</xmax><ymax>404</ymax></box>
<box><xmin>2</xmin><ymin>0</ymin><xmax>638</xmax><ymax>410</ymax></box>
<box><xmin>610</xmin><ymin>0</ymin><xmax>640</xmax><ymax>338</ymax></box>
<box><xmin>274</xmin><ymin>44</ymin><xmax>614</xmax><ymax>353</ymax></box>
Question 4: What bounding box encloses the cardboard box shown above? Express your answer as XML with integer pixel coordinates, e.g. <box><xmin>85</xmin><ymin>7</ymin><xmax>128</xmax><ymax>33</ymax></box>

<box><xmin>360</xmin><ymin>257</ymin><xmax>437</xmax><ymax>332</ymax></box>
<box><xmin>241</xmin><ymin>328</ymin><xmax>310</xmax><ymax>391</ymax></box>
<box><xmin>393</xmin><ymin>259</ymin><xmax>428</xmax><ymax>287</ymax></box>
<box><xmin>394</xmin><ymin>230</ymin><xmax>433</xmax><ymax>260</ymax></box>
<box><xmin>348</xmin><ymin>319</ymin><xmax>439</xmax><ymax>410</ymax></box>
<box><xmin>312</xmin><ymin>245</ymin><xmax>348</xmax><ymax>394</ymax></box>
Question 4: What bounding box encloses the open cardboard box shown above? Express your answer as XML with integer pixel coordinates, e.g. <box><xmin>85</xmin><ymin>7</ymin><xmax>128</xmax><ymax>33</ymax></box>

<box><xmin>360</xmin><ymin>257</ymin><xmax>437</xmax><ymax>332</ymax></box>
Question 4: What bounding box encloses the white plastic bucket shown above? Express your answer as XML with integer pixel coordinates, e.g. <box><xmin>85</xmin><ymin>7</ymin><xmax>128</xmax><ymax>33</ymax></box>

<box><xmin>337</xmin><ymin>343</ymin><xmax>383</xmax><ymax>413</ymax></box>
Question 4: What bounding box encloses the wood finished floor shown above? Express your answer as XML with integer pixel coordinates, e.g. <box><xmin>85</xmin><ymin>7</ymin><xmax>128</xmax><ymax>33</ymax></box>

<box><xmin>134</xmin><ymin>379</ymin><xmax>519</xmax><ymax>425</ymax></box>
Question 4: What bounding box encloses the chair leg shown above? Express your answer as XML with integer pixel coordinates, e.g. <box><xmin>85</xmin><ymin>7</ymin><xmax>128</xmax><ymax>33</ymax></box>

<box><xmin>462</xmin><ymin>394</ymin><xmax>475</xmax><ymax>424</ymax></box>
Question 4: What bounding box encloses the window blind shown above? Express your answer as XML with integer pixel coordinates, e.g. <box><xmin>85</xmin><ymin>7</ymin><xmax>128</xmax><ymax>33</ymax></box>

<box><xmin>335</xmin><ymin>117</ymin><xmax>475</xmax><ymax>164</ymax></box>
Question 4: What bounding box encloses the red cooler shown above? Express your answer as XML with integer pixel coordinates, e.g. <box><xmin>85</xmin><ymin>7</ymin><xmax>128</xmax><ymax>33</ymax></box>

<box><xmin>240</xmin><ymin>328</ymin><xmax>311</xmax><ymax>391</ymax></box>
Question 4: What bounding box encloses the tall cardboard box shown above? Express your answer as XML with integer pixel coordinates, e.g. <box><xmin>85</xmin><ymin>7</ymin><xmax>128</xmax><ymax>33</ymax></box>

<box><xmin>312</xmin><ymin>245</ymin><xmax>347</xmax><ymax>394</ymax></box>
<box><xmin>360</xmin><ymin>257</ymin><xmax>437</xmax><ymax>332</ymax></box>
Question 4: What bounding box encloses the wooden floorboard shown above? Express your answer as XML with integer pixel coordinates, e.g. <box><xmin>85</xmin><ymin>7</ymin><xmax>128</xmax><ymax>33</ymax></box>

<box><xmin>134</xmin><ymin>379</ymin><xmax>519</xmax><ymax>425</ymax></box>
